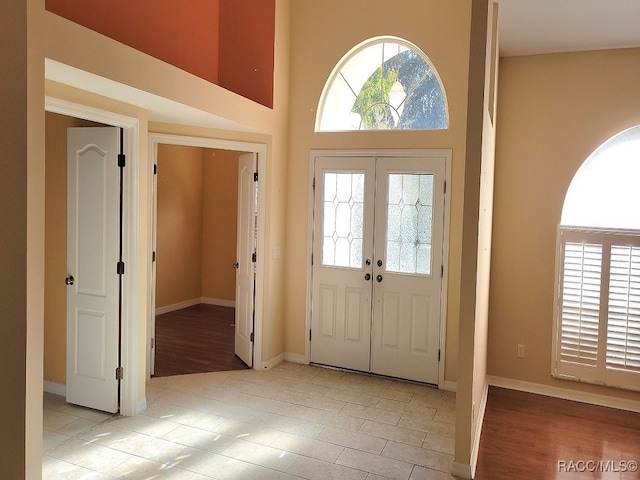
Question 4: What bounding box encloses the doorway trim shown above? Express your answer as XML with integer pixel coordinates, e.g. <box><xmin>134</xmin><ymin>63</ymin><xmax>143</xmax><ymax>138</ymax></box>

<box><xmin>45</xmin><ymin>96</ymin><xmax>140</xmax><ymax>416</ymax></box>
<box><xmin>305</xmin><ymin>149</ymin><xmax>452</xmax><ymax>388</ymax></box>
<box><xmin>148</xmin><ymin>133</ymin><xmax>267</xmax><ymax>377</ymax></box>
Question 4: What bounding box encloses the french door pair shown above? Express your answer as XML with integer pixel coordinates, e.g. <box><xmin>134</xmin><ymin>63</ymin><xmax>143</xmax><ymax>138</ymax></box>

<box><xmin>310</xmin><ymin>154</ymin><xmax>446</xmax><ymax>384</ymax></box>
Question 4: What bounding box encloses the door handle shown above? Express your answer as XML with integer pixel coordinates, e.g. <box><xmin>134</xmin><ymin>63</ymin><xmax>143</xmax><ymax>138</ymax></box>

<box><xmin>233</xmin><ymin>262</ymin><xmax>239</xmax><ymax>269</ymax></box>
<box><xmin>65</xmin><ymin>275</ymin><xmax>75</xmax><ymax>286</ymax></box>
<box><xmin>364</xmin><ymin>273</ymin><xmax>371</xmax><ymax>281</ymax></box>
<box><xmin>376</xmin><ymin>274</ymin><xmax>383</xmax><ymax>283</ymax></box>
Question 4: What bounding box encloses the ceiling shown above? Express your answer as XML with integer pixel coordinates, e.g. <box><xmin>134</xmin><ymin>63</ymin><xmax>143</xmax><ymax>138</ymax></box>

<box><xmin>498</xmin><ymin>0</ymin><xmax>640</xmax><ymax>56</ymax></box>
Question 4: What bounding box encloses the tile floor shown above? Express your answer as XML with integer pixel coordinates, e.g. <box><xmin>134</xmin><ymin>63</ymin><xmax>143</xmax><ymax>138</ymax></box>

<box><xmin>43</xmin><ymin>362</ymin><xmax>457</xmax><ymax>479</ymax></box>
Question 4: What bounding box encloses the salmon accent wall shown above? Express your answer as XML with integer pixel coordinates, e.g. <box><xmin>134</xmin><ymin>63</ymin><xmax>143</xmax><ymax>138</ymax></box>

<box><xmin>45</xmin><ymin>0</ymin><xmax>276</xmax><ymax>108</ymax></box>
<box><xmin>45</xmin><ymin>0</ymin><xmax>221</xmax><ymax>85</ymax></box>
<box><xmin>219</xmin><ymin>0</ymin><xmax>276</xmax><ymax>108</ymax></box>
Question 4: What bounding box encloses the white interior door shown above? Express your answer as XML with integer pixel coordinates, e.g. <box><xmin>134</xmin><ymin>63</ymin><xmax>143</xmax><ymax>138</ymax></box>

<box><xmin>235</xmin><ymin>153</ymin><xmax>257</xmax><ymax>367</ymax></box>
<box><xmin>310</xmin><ymin>154</ymin><xmax>445</xmax><ymax>384</ymax></box>
<box><xmin>310</xmin><ymin>157</ymin><xmax>375</xmax><ymax>371</ymax></box>
<box><xmin>370</xmin><ymin>158</ymin><xmax>445</xmax><ymax>384</ymax></box>
<box><xmin>66</xmin><ymin>127</ymin><xmax>120</xmax><ymax>413</ymax></box>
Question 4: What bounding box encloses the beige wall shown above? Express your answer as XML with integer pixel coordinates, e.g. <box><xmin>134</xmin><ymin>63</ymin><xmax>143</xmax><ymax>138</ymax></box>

<box><xmin>156</xmin><ymin>145</ymin><xmax>240</xmax><ymax>308</ymax></box>
<box><xmin>156</xmin><ymin>144</ymin><xmax>205</xmax><ymax>307</ymax></box>
<box><xmin>489</xmin><ymin>47</ymin><xmax>640</xmax><ymax>402</ymax></box>
<box><xmin>285</xmin><ymin>0</ymin><xmax>472</xmax><ymax>382</ymax></box>
<box><xmin>201</xmin><ymin>149</ymin><xmax>239</xmax><ymax>302</ymax></box>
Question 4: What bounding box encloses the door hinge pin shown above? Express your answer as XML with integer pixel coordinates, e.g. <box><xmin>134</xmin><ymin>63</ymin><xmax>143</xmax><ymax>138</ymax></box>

<box><xmin>254</xmin><ymin>172</ymin><xmax>258</xmax><ymax>182</ymax></box>
<box><xmin>152</xmin><ymin>251</ymin><xmax>156</xmax><ymax>262</ymax></box>
<box><xmin>117</xmin><ymin>261</ymin><xmax>125</xmax><ymax>275</ymax></box>
<box><xmin>154</xmin><ymin>164</ymin><xmax>158</xmax><ymax>175</ymax></box>
<box><xmin>309</xmin><ymin>330</ymin><xmax>312</xmax><ymax>341</ymax></box>
<box><xmin>118</xmin><ymin>154</ymin><xmax>126</xmax><ymax>168</ymax></box>
<box><xmin>250</xmin><ymin>332</ymin><xmax>254</xmax><ymax>342</ymax></box>
<box><xmin>438</xmin><ymin>349</ymin><xmax>441</xmax><ymax>362</ymax></box>
<box><xmin>116</xmin><ymin>366</ymin><xmax>124</xmax><ymax>380</ymax></box>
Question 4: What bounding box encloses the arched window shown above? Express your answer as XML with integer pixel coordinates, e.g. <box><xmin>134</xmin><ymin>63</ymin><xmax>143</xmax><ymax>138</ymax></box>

<box><xmin>316</xmin><ymin>36</ymin><xmax>448</xmax><ymax>132</ymax></box>
<box><xmin>553</xmin><ymin>126</ymin><xmax>640</xmax><ymax>392</ymax></box>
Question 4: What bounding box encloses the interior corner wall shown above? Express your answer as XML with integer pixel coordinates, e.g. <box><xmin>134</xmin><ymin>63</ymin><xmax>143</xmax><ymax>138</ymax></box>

<box><xmin>218</xmin><ymin>0</ymin><xmax>275</xmax><ymax>108</ymax></box>
<box><xmin>45</xmin><ymin>0</ymin><xmax>221</xmax><ymax>85</ymax></box>
<box><xmin>201</xmin><ymin>149</ymin><xmax>240</xmax><ymax>303</ymax></box>
<box><xmin>156</xmin><ymin>144</ymin><xmax>205</xmax><ymax>308</ymax></box>
<box><xmin>489</xmin><ymin>47</ymin><xmax>640</xmax><ymax>403</ymax></box>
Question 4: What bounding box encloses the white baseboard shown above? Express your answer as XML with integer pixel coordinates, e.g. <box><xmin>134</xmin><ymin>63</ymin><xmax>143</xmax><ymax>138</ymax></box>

<box><xmin>452</xmin><ymin>462</ymin><xmax>472</xmax><ymax>479</ymax></box>
<box><xmin>156</xmin><ymin>297</ymin><xmax>235</xmax><ymax>316</ymax></box>
<box><xmin>487</xmin><ymin>375</ymin><xmax>640</xmax><ymax>413</ymax></box>
<box><xmin>43</xmin><ymin>381</ymin><xmax>66</xmax><ymax>397</ymax></box>
<box><xmin>261</xmin><ymin>353</ymin><xmax>284</xmax><ymax>370</ymax></box>
<box><xmin>136</xmin><ymin>398</ymin><xmax>147</xmax><ymax>415</ymax></box>
<box><xmin>201</xmin><ymin>297</ymin><xmax>235</xmax><ymax>308</ymax></box>
<box><xmin>283</xmin><ymin>352</ymin><xmax>307</xmax><ymax>364</ymax></box>
<box><xmin>155</xmin><ymin>298</ymin><xmax>201</xmax><ymax>316</ymax></box>
<box><xmin>470</xmin><ymin>380</ymin><xmax>489</xmax><ymax>478</ymax></box>
<box><xmin>443</xmin><ymin>380</ymin><xmax>457</xmax><ymax>392</ymax></box>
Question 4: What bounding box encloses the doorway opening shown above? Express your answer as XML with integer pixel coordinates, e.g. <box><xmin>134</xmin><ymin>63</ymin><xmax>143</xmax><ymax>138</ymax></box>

<box><xmin>148</xmin><ymin>134</ymin><xmax>267</xmax><ymax>380</ymax></box>
<box><xmin>44</xmin><ymin>97</ymin><xmax>140</xmax><ymax>417</ymax></box>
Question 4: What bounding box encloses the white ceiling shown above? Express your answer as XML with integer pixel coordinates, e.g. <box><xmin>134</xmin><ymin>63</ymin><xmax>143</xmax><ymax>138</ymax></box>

<box><xmin>498</xmin><ymin>0</ymin><xmax>640</xmax><ymax>56</ymax></box>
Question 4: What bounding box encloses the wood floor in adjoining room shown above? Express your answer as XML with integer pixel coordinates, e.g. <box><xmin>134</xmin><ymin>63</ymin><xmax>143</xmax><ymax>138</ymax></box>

<box><xmin>475</xmin><ymin>386</ymin><xmax>640</xmax><ymax>480</ymax></box>
<box><xmin>154</xmin><ymin>303</ymin><xmax>249</xmax><ymax>377</ymax></box>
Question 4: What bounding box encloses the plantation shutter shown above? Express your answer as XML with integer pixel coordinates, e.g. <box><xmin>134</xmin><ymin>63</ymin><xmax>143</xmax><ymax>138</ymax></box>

<box><xmin>606</xmin><ymin>243</ymin><xmax>640</xmax><ymax>375</ymax></box>
<box><xmin>554</xmin><ymin>228</ymin><xmax>640</xmax><ymax>391</ymax></box>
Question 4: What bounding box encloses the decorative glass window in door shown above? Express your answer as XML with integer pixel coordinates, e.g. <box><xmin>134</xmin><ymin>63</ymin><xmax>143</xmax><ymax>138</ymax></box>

<box><xmin>386</xmin><ymin>173</ymin><xmax>434</xmax><ymax>274</ymax></box>
<box><xmin>316</xmin><ymin>36</ymin><xmax>448</xmax><ymax>132</ymax></box>
<box><xmin>322</xmin><ymin>172</ymin><xmax>365</xmax><ymax>268</ymax></box>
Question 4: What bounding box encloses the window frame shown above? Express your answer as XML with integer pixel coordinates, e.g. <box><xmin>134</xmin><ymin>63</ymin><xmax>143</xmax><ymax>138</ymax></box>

<box><xmin>315</xmin><ymin>35</ymin><xmax>449</xmax><ymax>133</ymax></box>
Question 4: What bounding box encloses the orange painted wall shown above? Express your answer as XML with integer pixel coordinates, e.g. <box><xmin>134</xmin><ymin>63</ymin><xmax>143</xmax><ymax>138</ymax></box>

<box><xmin>45</xmin><ymin>0</ymin><xmax>221</xmax><ymax>84</ymax></box>
<box><xmin>218</xmin><ymin>0</ymin><xmax>275</xmax><ymax>108</ymax></box>
<box><xmin>45</xmin><ymin>0</ymin><xmax>276</xmax><ymax>107</ymax></box>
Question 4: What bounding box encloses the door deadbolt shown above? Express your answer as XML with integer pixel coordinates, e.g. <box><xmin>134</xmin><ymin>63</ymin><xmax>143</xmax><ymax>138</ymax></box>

<box><xmin>364</xmin><ymin>273</ymin><xmax>371</xmax><ymax>281</ymax></box>
<box><xmin>376</xmin><ymin>274</ymin><xmax>383</xmax><ymax>283</ymax></box>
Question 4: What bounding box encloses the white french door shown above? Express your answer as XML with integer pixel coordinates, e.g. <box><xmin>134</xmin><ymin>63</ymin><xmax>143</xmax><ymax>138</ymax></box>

<box><xmin>66</xmin><ymin>127</ymin><xmax>121</xmax><ymax>413</ymax></box>
<box><xmin>310</xmin><ymin>154</ymin><xmax>446</xmax><ymax>384</ymax></box>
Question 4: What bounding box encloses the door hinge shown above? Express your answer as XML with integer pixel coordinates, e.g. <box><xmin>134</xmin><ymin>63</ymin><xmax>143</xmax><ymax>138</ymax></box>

<box><xmin>254</xmin><ymin>172</ymin><xmax>258</xmax><ymax>182</ymax></box>
<box><xmin>252</xmin><ymin>252</ymin><xmax>257</xmax><ymax>263</ymax></box>
<box><xmin>438</xmin><ymin>349</ymin><xmax>441</xmax><ymax>362</ymax></box>
<box><xmin>250</xmin><ymin>332</ymin><xmax>255</xmax><ymax>342</ymax></box>
<box><xmin>152</xmin><ymin>251</ymin><xmax>156</xmax><ymax>262</ymax></box>
<box><xmin>309</xmin><ymin>329</ymin><xmax>312</xmax><ymax>341</ymax></box>
<box><xmin>311</xmin><ymin>253</ymin><xmax>313</xmax><ymax>266</ymax></box>
<box><xmin>118</xmin><ymin>154</ymin><xmax>126</xmax><ymax>168</ymax></box>
<box><xmin>312</xmin><ymin>177</ymin><xmax>316</xmax><ymax>190</ymax></box>
<box><xmin>154</xmin><ymin>164</ymin><xmax>158</xmax><ymax>175</ymax></box>
<box><xmin>116</xmin><ymin>366</ymin><xmax>124</xmax><ymax>380</ymax></box>
<box><xmin>117</xmin><ymin>261</ymin><xmax>125</xmax><ymax>275</ymax></box>
<box><xmin>441</xmin><ymin>265</ymin><xmax>444</xmax><ymax>278</ymax></box>
<box><xmin>443</xmin><ymin>180</ymin><xmax>446</xmax><ymax>195</ymax></box>
<box><xmin>151</xmin><ymin>338</ymin><xmax>155</xmax><ymax>349</ymax></box>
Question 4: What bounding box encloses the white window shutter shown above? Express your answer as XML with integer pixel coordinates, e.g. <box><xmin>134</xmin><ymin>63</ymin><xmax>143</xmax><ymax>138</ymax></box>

<box><xmin>606</xmin><ymin>244</ymin><xmax>640</xmax><ymax>373</ymax></box>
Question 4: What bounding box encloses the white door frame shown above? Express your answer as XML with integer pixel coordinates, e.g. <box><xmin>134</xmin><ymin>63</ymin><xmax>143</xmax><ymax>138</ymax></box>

<box><xmin>148</xmin><ymin>133</ymin><xmax>267</xmax><ymax>377</ymax></box>
<box><xmin>45</xmin><ymin>96</ymin><xmax>140</xmax><ymax>416</ymax></box>
<box><xmin>306</xmin><ymin>149</ymin><xmax>452</xmax><ymax>388</ymax></box>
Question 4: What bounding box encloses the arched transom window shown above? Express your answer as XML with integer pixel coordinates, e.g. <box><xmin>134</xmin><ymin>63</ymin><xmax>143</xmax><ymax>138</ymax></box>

<box><xmin>316</xmin><ymin>37</ymin><xmax>449</xmax><ymax>132</ymax></box>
